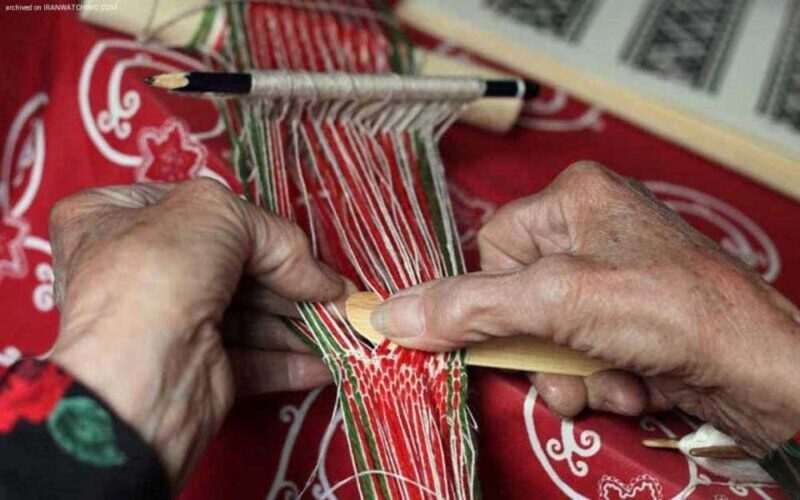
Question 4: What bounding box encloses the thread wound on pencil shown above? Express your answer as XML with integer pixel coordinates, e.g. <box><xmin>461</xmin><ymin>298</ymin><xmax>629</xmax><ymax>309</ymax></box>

<box><xmin>249</xmin><ymin>70</ymin><xmax>486</xmax><ymax>102</ymax></box>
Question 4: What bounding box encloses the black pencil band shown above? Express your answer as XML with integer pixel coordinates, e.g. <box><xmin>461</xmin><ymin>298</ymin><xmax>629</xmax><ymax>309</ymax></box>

<box><xmin>485</xmin><ymin>79</ymin><xmax>539</xmax><ymax>99</ymax></box>
<box><xmin>181</xmin><ymin>72</ymin><xmax>252</xmax><ymax>93</ymax></box>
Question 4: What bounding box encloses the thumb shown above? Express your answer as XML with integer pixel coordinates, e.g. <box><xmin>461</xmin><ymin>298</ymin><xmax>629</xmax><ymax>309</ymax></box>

<box><xmin>370</xmin><ymin>255</ymin><xmax>585</xmax><ymax>351</ymax></box>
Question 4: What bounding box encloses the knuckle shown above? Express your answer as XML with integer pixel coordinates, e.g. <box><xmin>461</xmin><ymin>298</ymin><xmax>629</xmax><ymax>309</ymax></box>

<box><xmin>266</xmin><ymin>215</ymin><xmax>311</xmax><ymax>259</ymax></box>
<box><xmin>476</xmin><ymin>195</ymin><xmax>537</xmax><ymax>253</ymax></box>
<box><xmin>564</xmin><ymin>160</ymin><xmax>610</xmax><ymax>177</ymax></box>
<box><xmin>476</xmin><ymin>221</ymin><xmax>503</xmax><ymax>254</ymax></box>
<box><xmin>480</xmin><ymin>196</ymin><xmax>529</xmax><ymax>236</ymax></box>
<box><xmin>169</xmin><ymin>178</ymin><xmax>245</xmax><ymax>230</ymax></box>
<box><xmin>175</xmin><ymin>177</ymin><xmax>233</xmax><ymax>206</ymax></box>
<box><xmin>476</xmin><ymin>220</ymin><xmax>494</xmax><ymax>243</ymax></box>
<box><xmin>529</xmin><ymin>255</ymin><xmax>588</xmax><ymax>312</ymax></box>
<box><xmin>280</xmin><ymin>217</ymin><xmax>311</xmax><ymax>250</ymax></box>
<box><xmin>48</xmin><ymin>192</ymin><xmax>85</xmax><ymax>231</ymax></box>
<box><xmin>532</xmin><ymin>264</ymin><xmax>587</xmax><ymax>342</ymax></box>
<box><xmin>426</xmin><ymin>275</ymin><xmax>501</xmax><ymax>337</ymax></box>
<box><xmin>560</xmin><ymin>161</ymin><xmax>622</xmax><ymax>196</ymax></box>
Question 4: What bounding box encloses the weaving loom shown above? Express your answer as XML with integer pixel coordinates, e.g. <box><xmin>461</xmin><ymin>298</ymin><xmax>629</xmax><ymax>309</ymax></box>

<box><xmin>213</xmin><ymin>2</ymin><xmax>476</xmax><ymax>497</ymax></box>
<box><xmin>1</xmin><ymin>1</ymin><xmax>795</xmax><ymax>496</ymax></box>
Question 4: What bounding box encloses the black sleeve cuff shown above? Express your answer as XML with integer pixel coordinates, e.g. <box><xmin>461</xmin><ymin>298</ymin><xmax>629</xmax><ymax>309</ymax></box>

<box><xmin>0</xmin><ymin>360</ymin><xmax>170</xmax><ymax>499</ymax></box>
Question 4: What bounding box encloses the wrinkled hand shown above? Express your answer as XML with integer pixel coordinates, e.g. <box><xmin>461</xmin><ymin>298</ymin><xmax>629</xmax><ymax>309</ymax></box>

<box><xmin>372</xmin><ymin>162</ymin><xmax>800</xmax><ymax>455</ymax></box>
<box><xmin>49</xmin><ymin>179</ymin><xmax>345</xmax><ymax>486</ymax></box>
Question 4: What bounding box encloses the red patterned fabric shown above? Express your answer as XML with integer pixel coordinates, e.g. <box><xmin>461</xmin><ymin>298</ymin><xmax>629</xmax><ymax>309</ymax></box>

<box><xmin>0</xmin><ymin>9</ymin><xmax>796</xmax><ymax>500</ymax></box>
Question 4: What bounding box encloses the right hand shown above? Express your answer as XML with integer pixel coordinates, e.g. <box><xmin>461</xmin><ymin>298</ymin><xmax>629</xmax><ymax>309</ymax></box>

<box><xmin>371</xmin><ymin>162</ymin><xmax>800</xmax><ymax>455</ymax></box>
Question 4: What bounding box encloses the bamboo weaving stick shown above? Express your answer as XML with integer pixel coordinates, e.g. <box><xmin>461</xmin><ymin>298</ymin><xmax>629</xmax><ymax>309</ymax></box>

<box><xmin>346</xmin><ymin>291</ymin><xmax>612</xmax><ymax>377</ymax></box>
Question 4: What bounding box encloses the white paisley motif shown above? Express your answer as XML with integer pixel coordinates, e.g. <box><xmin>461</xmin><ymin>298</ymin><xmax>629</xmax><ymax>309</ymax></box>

<box><xmin>267</xmin><ymin>388</ymin><xmax>325</xmax><ymax>500</ymax></box>
<box><xmin>646</xmin><ymin>182</ymin><xmax>781</xmax><ymax>282</ymax></box>
<box><xmin>519</xmin><ymin>89</ymin><xmax>604</xmax><ymax>132</ymax></box>
<box><xmin>526</xmin><ymin>386</ymin><xmax>741</xmax><ymax>499</ymax></box>
<box><xmin>726</xmin><ymin>479</ymin><xmax>774</xmax><ymax>498</ymax></box>
<box><xmin>79</xmin><ymin>39</ymin><xmax>224</xmax><ymax>167</ymax></box>
<box><xmin>524</xmin><ymin>386</ymin><xmax>591</xmax><ymax>499</ymax></box>
<box><xmin>311</xmin><ymin>410</ymin><xmax>345</xmax><ymax>499</ymax></box>
<box><xmin>22</xmin><ymin>236</ymin><xmax>53</xmax><ymax>312</ymax></box>
<box><xmin>95</xmin><ymin>54</ymin><xmax>145</xmax><ymax>141</ymax></box>
<box><xmin>544</xmin><ymin>419</ymin><xmax>601</xmax><ymax>477</ymax></box>
<box><xmin>2</xmin><ymin>92</ymin><xmax>47</xmax><ymax>218</ymax></box>
<box><xmin>32</xmin><ymin>262</ymin><xmax>54</xmax><ymax>312</ymax></box>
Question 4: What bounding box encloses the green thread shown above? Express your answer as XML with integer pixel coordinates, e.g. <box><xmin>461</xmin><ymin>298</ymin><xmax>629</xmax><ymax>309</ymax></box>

<box><xmin>187</xmin><ymin>5</ymin><xmax>218</xmax><ymax>51</ymax></box>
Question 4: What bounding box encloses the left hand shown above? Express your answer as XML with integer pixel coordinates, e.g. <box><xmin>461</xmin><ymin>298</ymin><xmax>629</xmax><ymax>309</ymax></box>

<box><xmin>48</xmin><ymin>179</ymin><xmax>346</xmax><ymax>486</ymax></box>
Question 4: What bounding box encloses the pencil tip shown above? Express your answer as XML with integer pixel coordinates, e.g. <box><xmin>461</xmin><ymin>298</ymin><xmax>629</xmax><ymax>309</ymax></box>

<box><xmin>144</xmin><ymin>73</ymin><xmax>190</xmax><ymax>90</ymax></box>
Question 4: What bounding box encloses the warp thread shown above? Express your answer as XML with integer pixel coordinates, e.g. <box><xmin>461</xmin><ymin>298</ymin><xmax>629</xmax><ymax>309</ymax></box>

<box><xmin>215</xmin><ymin>2</ymin><xmax>478</xmax><ymax>498</ymax></box>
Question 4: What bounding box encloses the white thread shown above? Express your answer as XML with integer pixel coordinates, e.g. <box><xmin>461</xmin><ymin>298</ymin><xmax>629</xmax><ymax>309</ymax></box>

<box><xmin>249</xmin><ymin>71</ymin><xmax>485</xmax><ymax>103</ymax></box>
<box><xmin>323</xmin><ymin>468</ymin><xmax>439</xmax><ymax>498</ymax></box>
<box><xmin>204</xmin><ymin>4</ymin><xmax>477</xmax><ymax>496</ymax></box>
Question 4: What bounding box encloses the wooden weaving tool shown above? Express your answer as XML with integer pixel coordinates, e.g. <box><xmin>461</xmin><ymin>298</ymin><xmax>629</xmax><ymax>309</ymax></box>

<box><xmin>346</xmin><ymin>291</ymin><xmax>612</xmax><ymax>377</ymax></box>
<box><xmin>642</xmin><ymin>438</ymin><xmax>749</xmax><ymax>460</ymax></box>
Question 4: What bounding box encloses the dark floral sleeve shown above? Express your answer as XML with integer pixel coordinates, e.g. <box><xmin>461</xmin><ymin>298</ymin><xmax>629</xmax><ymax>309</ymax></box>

<box><xmin>759</xmin><ymin>434</ymin><xmax>800</xmax><ymax>499</ymax></box>
<box><xmin>0</xmin><ymin>359</ymin><xmax>169</xmax><ymax>499</ymax></box>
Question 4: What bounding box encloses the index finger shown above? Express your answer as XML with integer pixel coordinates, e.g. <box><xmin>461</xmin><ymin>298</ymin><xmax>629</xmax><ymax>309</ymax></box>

<box><xmin>238</xmin><ymin>202</ymin><xmax>345</xmax><ymax>303</ymax></box>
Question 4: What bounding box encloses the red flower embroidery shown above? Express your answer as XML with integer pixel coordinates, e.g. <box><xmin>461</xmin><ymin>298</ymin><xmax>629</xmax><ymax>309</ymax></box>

<box><xmin>0</xmin><ymin>216</ymin><xmax>29</xmax><ymax>281</ymax></box>
<box><xmin>136</xmin><ymin>118</ymin><xmax>207</xmax><ymax>182</ymax></box>
<box><xmin>0</xmin><ymin>360</ymin><xmax>72</xmax><ymax>433</ymax></box>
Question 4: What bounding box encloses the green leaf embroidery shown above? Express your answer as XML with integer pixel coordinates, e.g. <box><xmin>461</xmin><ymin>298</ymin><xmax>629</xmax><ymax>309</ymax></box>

<box><xmin>47</xmin><ymin>396</ymin><xmax>126</xmax><ymax>467</ymax></box>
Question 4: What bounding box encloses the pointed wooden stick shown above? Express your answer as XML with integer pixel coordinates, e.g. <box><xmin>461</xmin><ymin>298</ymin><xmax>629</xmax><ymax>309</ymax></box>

<box><xmin>345</xmin><ymin>291</ymin><xmax>612</xmax><ymax>377</ymax></box>
<box><xmin>642</xmin><ymin>438</ymin><xmax>681</xmax><ymax>450</ymax></box>
<box><xmin>689</xmin><ymin>445</ymin><xmax>750</xmax><ymax>460</ymax></box>
<box><xmin>642</xmin><ymin>438</ymin><xmax>749</xmax><ymax>459</ymax></box>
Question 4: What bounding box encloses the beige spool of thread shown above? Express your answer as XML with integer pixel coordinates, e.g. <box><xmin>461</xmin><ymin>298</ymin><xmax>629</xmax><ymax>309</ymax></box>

<box><xmin>80</xmin><ymin>0</ymin><xmax>525</xmax><ymax>133</ymax></box>
<box><xmin>81</xmin><ymin>0</ymin><xmax>226</xmax><ymax>49</ymax></box>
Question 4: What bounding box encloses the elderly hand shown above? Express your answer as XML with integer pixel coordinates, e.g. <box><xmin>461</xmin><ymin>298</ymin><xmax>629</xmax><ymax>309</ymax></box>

<box><xmin>372</xmin><ymin>162</ymin><xmax>800</xmax><ymax>455</ymax></box>
<box><xmin>49</xmin><ymin>179</ymin><xmax>345</xmax><ymax>486</ymax></box>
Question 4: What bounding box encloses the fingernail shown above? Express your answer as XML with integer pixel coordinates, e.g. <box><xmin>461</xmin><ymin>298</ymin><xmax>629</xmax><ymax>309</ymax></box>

<box><xmin>342</xmin><ymin>278</ymin><xmax>359</xmax><ymax>297</ymax></box>
<box><xmin>329</xmin><ymin>278</ymin><xmax>361</xmax><ymax>316</ymax></box>
<box><xmin>371</xmin><ymin>295</ymin><xmax>424</xmax><ymax>338</ymax></box>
